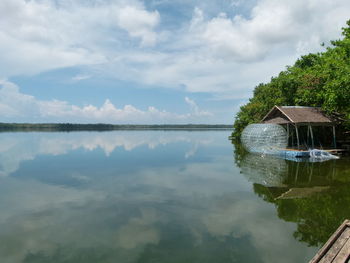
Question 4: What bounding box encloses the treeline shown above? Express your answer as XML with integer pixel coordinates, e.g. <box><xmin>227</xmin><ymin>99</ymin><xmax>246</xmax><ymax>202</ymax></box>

<box><xmin>0</xmin><ymin>123</ymin><xmax>233</xmax><ymax>132</ymax></box>
<box><xmin>233</xmin><ymin>20</ymin><xmax>350</xmax><ymax>140</ymax></box>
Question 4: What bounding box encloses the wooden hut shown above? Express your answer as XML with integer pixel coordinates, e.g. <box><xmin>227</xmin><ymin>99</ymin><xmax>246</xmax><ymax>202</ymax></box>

<box><xmin>261</xmin><ymin>106</ymin><xmax>336</xmax><ymax>149</ymax></box>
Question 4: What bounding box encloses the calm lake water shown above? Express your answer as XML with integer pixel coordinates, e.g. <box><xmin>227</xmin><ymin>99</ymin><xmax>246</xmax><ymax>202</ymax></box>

<box><xmin>0</xmin><ymin>130</ymin><xmax>349</xmax><ymax>263</ymax></box>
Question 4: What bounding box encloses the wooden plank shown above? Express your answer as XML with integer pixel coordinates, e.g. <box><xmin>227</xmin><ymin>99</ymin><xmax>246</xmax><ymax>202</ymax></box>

<box><xmin>318</xmin><ymin>228</ymin><xmax>350</xmax><ymax>263</ymax></box>
<box><xmin>332</xmin><ymin>239</ymin><xmax>350</xmax><ymax>263</ymax></box>
<box><xmin>333</xmin><ymin>126</ymin><xmax>337</xmax><ymax>148</ymax></box>
<box><xmin>310</xmin><ymin>125</ymin><xmax>315</xmax><ymax>149</ymax></box>
<box><xmin>295</xmin><ymin>125</ymin><xmax>300</xmax><ymax>150</ymax></box>
<box><xmin>275</xmin><ymin>187</ymin><xmax>329</xmax><ymax>200</ymax></box>
<box><xmin>309</xmin><ymin>220</ymin><xmax>350</xmax><ymax>263</ymax></box>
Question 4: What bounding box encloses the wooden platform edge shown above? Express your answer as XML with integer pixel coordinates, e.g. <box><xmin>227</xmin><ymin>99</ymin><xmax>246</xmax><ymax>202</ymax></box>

<box><xmin>309</xmin><ymin>220</ymin><xmax>350</xmax><ymax>263</ymax></box>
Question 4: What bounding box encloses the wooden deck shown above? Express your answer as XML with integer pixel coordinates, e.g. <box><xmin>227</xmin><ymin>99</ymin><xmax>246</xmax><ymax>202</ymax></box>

<box><xmin>309</xmin><ymin>220</ymin><xmax>350</xmax><ymax>263</ymax></box>
<box><xmin>275</xmin><ymin>186</ymin><xmax>329</xmax><ymax>200</ymax></box>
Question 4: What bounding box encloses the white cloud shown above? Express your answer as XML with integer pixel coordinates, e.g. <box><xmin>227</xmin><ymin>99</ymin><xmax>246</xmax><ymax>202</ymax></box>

<box><xmin>72</xmin><ymin>74</ymin><xmax>91</xmax><ymax>81</ymax></box>
<box><xmin>91</xmin><ymin>0</ymin><xmax>350</xmax><ymax>96</ymax></box>
<box><xmin>0</xmin><ymin>80</ymin><xmax>212</xmax><ymax>123</ymax></box>
<box><xmin>192</xmin><ymin>0</ymin><xmax>350</xmax><ymax>61</ymax></box>
<box><xmin>0</xmin><ymin>0</ymin><xmax>105</xmax><ymax>76</ymax></box>
<box><xmin>117</xmin><ymin>6</ymin><xmax>160</xmax><ymax>46</ymax></box>
<box><xmin>0</xmin><ymin>0</ymin><xmax>160</xmax><ymax>76</ymax></box>
<box><xmin>0</xmin><ymin>0</ymin><xmax>349</xmax><ymax>98</ymax></box>
<box><xmin>0</xmin><ymin>79</ymin><xmax>39</xmax><ymax>117</ymax></box>
<box><xmin>200</xmin><ymin>12</ymin><xmax>268</xmax><ymax>61</ymax></box>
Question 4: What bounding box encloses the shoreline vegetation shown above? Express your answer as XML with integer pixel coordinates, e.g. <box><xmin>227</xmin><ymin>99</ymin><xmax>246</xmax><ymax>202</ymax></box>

<box><xmin>232</xmin><ymin>20</ymin><xmax>350</xmax><ymax>141</ymax></box>
<box><xmin>0</xmin><ymin>123</ymin><xmax>233</xmax><ymax>132</ymax></box>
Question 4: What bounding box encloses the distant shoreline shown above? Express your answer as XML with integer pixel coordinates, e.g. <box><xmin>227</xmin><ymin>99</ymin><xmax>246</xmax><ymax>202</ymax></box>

<box><xmin>0</xmin><ymin>123</ymin><xmax>233</xmax><ymax>132</ymax></box>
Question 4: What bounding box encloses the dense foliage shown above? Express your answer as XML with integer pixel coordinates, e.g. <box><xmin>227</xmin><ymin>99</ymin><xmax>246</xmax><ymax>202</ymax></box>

<box><xmin>233</xmin><ymin>20</ymin><xmax>350</xmax><ymax>139</ymax></box>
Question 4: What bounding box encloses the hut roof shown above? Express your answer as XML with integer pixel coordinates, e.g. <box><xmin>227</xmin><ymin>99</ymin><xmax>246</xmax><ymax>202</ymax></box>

<box><xmin>263</xmin><ymin>117</ymin><xmax>290</xmax><ymax>124</ymax></box>
<box><xmin>262</xmin><ymin>106</ymin><xmax>333</xmax><ymax>125</ymax></box>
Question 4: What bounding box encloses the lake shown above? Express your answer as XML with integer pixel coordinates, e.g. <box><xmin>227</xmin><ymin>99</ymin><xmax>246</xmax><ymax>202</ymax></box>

<box><xmin>0</xmin><ymin>130</ymin><xmax>349</xmax><ymax>263</ymax></box>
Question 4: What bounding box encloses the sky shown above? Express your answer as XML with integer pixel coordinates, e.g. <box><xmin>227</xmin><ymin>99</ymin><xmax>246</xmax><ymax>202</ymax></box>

<box><xmin>0</xmin><ymin>0</ymin><xmax>349</xmax><ymax>124</ymax></box>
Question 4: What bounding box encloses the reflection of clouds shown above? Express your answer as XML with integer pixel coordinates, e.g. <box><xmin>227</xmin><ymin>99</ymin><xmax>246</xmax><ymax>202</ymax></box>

<box><xmin>0</xmin><ymin>178</ymin><xmax>104</xmax><ymax>224</ymax></box>
<box><xmin>200</xmin><ymin>196</ymin><xmax>314</xmax><ymax>263</ymax></box>
<box><xmin>0</xmin><ymin>131</ymin><xmax>212</xmax><ymax>176</ymax></box>
<box><xmin>131</xmin><ymin>158</ymin><xmax>249</xmax><ymax>197</ymax></box>
<box><xmin>37</xmin><ymin>132</ymin><xmax>212</xmax><ymax>155</ymax></box>
<box><xmin>117</xmin><ymin>208</ymin><xmax>160</xmax><ymax>249</ymax></box>
<box><xmin>0</xmin><ymin>135</ymin><xmax>37</xmax><ymax>177</ymax></box>
<box><xmin>185</xmin><ymin>141</ymin><xmax>199</xmax><ymax>158</ymax></box>
<box><xmin>0</xmin><ymin>177</ymin><xmax>105</xmax><ymax>263</ymax></box>
<box><xmin>119</xmin><ymin>158</ymin><xmax>315</xmax><ymax>262</ymax></box>
<box><xmin>0</xmin><ymin>177</ymin><xmax>315</xmax><ymax>263</ymax></box>
<box><xmin>0</xmin><ymin>131</ymin><xmax>316</xmax><ymax>262</ymax></box>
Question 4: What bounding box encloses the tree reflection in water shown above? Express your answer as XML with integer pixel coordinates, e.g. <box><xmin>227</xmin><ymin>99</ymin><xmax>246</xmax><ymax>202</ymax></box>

<box><xmin>233</xmin><ymin>142</ymin><xmax>350</xmax><ymax>247</ymax></box>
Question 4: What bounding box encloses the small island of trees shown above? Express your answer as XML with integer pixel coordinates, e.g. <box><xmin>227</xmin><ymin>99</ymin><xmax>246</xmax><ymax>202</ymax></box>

<box><xmin>0</xmin><ymin>123</ymin><xmax>232</xmax><ymax>132</ymax></box>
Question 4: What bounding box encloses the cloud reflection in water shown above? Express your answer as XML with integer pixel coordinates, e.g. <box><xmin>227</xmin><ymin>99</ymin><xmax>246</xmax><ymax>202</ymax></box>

<box><xmin>0</xmin><ymin>131</ymin><xmax>317</xmax><ymax>263</ymax></box>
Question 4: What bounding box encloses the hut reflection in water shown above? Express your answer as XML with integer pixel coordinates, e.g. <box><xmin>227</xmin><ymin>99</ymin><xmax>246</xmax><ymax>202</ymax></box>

<box><xmin>235</xmin><ymin>151</ymin><xmax>350</xmax><ymax>248</ymax></box>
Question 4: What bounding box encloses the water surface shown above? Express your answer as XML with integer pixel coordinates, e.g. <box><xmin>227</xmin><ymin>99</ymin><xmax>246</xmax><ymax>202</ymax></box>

<box><xmin>0</xmin><ymin>131</ymin><xmax>349</xmax><ymax>263</ymax></box>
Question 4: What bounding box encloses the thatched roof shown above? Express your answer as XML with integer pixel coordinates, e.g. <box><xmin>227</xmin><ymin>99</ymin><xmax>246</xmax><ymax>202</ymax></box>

<box><xmin>263</xmin><ymin>117</ymin><xmax>290</xmax><ymax>124</ymax></box>
<box><xmin>262</xmin><ymin>106</ymin><xmax>333</xmax><ymax>125</ymax></box>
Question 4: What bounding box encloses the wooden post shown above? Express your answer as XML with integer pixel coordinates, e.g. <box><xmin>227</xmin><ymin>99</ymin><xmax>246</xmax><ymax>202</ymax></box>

<box><xmin>309</xmin><ymin>162</ymin><xmax>314</xmax><ymax>183</ymax></box>
<box><xmin>295</xmin><ymin>124</ymin><xmax>300</xmax><ymax>150</ymax></box>
<box><xmin>286</xmin><ymin>124</ymin><xmax>289</xmax><ymax>147</ymax></box>
<box><xmin>309</xmin><ymin>125</ymin><xmax>314</xmax><ymax>149</ymax></box>
<box><xmin>295</xmin><ymin>162</ymin><xmax>300</xmax><ymax>183</ymax></box>
<box><xmin>332</xmin><ymin>126</ymin><xmax>337</xmax><ymax>148</ymax></box>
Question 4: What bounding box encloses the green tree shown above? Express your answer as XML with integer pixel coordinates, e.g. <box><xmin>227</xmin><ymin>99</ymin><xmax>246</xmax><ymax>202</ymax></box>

<box><xmin>232</xmin><ymin>20</ymin><xmax>350</xmax><ymax>139</ymax></box>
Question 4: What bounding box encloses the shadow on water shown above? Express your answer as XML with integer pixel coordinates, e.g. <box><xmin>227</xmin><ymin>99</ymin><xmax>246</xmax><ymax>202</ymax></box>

<box><xmin>233</xmin><ymin>141</ymin><xmax>350</xmax><ymax>247</ymax></box>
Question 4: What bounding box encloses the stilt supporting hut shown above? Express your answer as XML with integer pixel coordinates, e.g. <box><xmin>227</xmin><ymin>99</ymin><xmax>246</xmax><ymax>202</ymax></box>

<box><xmin>261</xmin><ymin>106</ymin><xmax>335</xmax><ymax>150</ymax></box>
